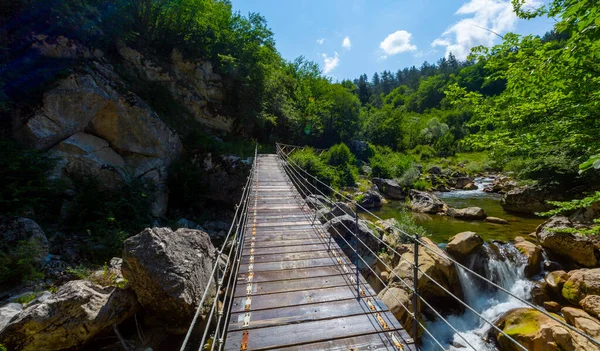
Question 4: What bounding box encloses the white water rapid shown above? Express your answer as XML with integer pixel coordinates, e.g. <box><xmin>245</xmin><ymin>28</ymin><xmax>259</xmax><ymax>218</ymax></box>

<box><xmin>422</xmin><ymin>244</ymin><xmax>534</xmax><ymax>351</ymax></box>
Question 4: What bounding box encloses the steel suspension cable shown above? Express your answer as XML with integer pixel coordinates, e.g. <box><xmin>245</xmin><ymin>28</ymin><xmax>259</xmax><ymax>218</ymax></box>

<box><xmin>277</xmin><ymin>149</ymin><xmax>451</xmax><ymax>351</ymax></box>
<box><xmin>276</xmin><ymin>143</ymin><xmax>600</xmax><ymax>347</ymax></box>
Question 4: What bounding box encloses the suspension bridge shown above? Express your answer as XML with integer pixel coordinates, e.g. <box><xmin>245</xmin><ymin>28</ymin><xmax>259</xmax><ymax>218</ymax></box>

<box><xmin>180</xmin><ymin>143</ymin><xmax>600</xmax><ymax>351</ymax></box>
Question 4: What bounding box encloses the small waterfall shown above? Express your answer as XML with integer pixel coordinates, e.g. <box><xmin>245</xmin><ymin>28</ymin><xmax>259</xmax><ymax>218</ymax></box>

<box><xmin>423</xmin><ymin>243</ymin><xmax>533</xmax><ymax>351</ymax></box>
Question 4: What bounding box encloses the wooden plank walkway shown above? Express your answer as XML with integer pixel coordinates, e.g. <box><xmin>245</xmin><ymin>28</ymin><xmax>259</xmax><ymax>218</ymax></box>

<box><xmin>225</xmin><ymin>155</ymin><xmax>416</xmax><ymax>351</ymax></box>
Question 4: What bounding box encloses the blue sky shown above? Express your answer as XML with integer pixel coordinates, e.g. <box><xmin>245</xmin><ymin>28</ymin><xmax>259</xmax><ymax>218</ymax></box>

<box><xmin>231</xmin><ymin>0</ymin><xmax>555</xmax><ymax>81</ymax></box>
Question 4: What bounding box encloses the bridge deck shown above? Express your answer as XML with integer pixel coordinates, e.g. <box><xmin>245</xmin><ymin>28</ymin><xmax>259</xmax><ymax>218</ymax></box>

<box><xmin>225</xmin><ymin>155</ymin><xmax>416</xmax><ymax>351</ymax></box>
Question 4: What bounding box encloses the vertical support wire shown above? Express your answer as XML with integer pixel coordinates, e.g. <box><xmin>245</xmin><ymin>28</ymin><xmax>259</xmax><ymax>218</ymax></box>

<box><xmin>412</xmin><ymin>233</ymin><xmax>420</xmax><ymax>340</ymax></box>
<box><xmin>354</xmin><ymin>203</ymin><xmax>360</xmax><ymax>298</ymax></box>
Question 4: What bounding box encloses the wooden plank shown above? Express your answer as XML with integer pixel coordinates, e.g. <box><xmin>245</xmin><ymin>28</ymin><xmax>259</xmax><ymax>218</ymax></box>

<box><xmin>241</xmin><ymin>243</ymin><xmax>329</xmax><ymax>256</ymax></box>
<box><xmin>276</xmin><ymin>332</ymin><xmax>417</xmax><ymax>351</ymax></box>
<box><xmin>230</xmin><ymin>285</ymin><xmax>376</xmax><ymax>313</ymax></box>
<box><xmin>242</xmin><ymin>238</ymin><xmax>325</xmax><ymax>249</ymax></box>
<box><xmin>240</xmin><ymin>250</ymin><xmax>338</xmax><ymax>264</ymax></box>
<box><xmin>238</xmin><ymin>257</ymin><xmax>341</xmax><ymax>273</ymax></box>
<box><xmin>236</xmin><ymin>264</ymin><xmax>355</xmax><ymax>283</ymax></box>
<box><xmin>229</xmin><ymin>297</ymin><xmax>390</xmax><ymax>331</ymax></box>
<box><xmin>233</xmin><ymin>273</ymin><xmax>367</xmax><ymax>296</ymax></box>
<box><xmin>224</xmin><ymin>312</ymin><xmax>404</xmax><ymax>351</ymax></box>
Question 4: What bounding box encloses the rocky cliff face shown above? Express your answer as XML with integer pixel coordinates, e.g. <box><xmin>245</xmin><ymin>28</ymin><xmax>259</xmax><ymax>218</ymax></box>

<box><xmin>11</xmin><ymin>34</ymin><xmax>235</xmax><ymax>218</ymax></box>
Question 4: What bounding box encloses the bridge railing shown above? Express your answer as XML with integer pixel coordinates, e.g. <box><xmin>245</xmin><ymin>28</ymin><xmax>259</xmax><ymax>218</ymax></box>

<box><xmin>274</xmin><ymin>142</ymin><xmax>600</xmax><ymax>351</ymax></box>
<box><xmin>180</xmin><ymin>145</ymin><xmax>258</xmax><ymax>351</ymax></box>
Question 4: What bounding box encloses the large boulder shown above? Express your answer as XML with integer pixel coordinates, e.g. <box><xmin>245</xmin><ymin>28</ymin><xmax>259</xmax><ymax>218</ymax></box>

<box><xmin>199</xmin><ymin>153</ymin><xmax>253</xmax><ymax>206</ymax></box>
<box><xmin>305</xmin><ymin>194</ymin><xmax>329</xmax><ymax>210</ymax></box>
<box><xmin>358</xmin><ymin>189</ymin><xmax>383</xmax><ymax>209</ymax></box>
<box><xmin>372</xmin><ymin>178</ymin><xmax>406</xmax><ymax>200</ymax></box>
<box><xmin>408</xmin><ymin>190</ymin><xmax>446</xmax><ymax>214</ymax></box>
<box><xmin>545</xmin><ymin>270</ymin><xmax>569</xmax><ymax>297</ymax></box>
<box><xmin>493</xmin><ymin>307</ymin><xmax>599</xmax><ymax>351</ymax></box>
<box><xmin>562</xmin><ymin>269</ymin><xmax>600</xmax><ymax>305</ymax></box>
<box><xmin>454</xmin><ymin>177</ymin><xmax>473</xmax><ymax>189</ymax></box>
<box><xmin>378</xmin><ymin>286</ymin><xmax>420</xmax><ymax>338</ymax></box>
<box><xmin>501</xmin><ymin>186</ymin><xmax>554</xmax><ymax>214</ymax></box>
<box><xmin>580</xmin><ymin>295</ymin><xmax>600</xmax><ymax>319</ymax></box>
<box><xmin>562</xmin><ymin>307</ymin><xmax>600</xmax><ymax>339</ymax></box>
<box><xmin>536</xmin><ymin>216</ymin><xmax>597</xmax><ymax>267</ymax></box>
<box><xmin>0</xmin><ymin>281</ymin><xmax>138</xmax><ymax>351</ymax></box>
<box><xmin>446</xmin><ymin>231</ymin><xmax>484</xmax><ymax>258</ymax></box>
<box><xmin>447</xmin><ymin>207</ymin><xmax>487</xmax><ymax>220</ymax></box>
<box><xmin>122</xmin><ymin>227</ymin><xmax>216</xmax><ymax>332</ymax></box>
<box><xmin>0</xmin><ymin>217</ymin><xmax>49</xmax><ymax>263</ymax></box>
<box><xmin>316</xmin><ymin>202</ymin><xmax>355</xmax><ymax>223</ymax></box>
<box><xmin>389</xmin><ymin>237</ymin><xmax>463</xmax><ymax>313</ymax></box>
<box><xmin>514</xmin><ymin>236</ymin><xmax>542</xmax><ymax>277</ymax></box>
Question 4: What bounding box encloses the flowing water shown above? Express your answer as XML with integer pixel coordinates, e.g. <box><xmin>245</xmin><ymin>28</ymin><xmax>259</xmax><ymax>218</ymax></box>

<box><xmin>364</xmin><ymin>177</ymin><xmax>543</xmax><ymax>350</ymax></box>
<box><xmin>370</xmin><ymin>177</ymin><xmax>544</xmax><ymax>243</ymax></box>
<box><xmin>422</xmin><ymin>244</ymin><xmax>534</xmax><ymax>350</ymax></box>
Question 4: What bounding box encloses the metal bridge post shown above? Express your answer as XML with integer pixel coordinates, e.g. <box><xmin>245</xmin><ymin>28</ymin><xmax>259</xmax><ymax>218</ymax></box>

<box><xmin>354</xmin><ymin>205</ymin><xmax>360</xmax><ymax>297</ymax></box>
<box><xmin>412</xmin><ymin>234</ymin><xmax>419</xmax><ymax>339</ymax></box>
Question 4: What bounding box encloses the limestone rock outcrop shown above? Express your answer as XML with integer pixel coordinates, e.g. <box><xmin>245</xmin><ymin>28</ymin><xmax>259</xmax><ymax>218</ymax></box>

<box><xmin>446</xmin><ymin>231</ymin><xmax>484</xmax><ymax>258</ymax></box>
<box><xmin>372</xmin><ymin>178</ymin><xmax>406</xmax><ymax>200</ymax></box>
<box><xmin>0</xmin><ymin>281</ymin><xmax>138</xmax><ymax>351</ymax></box>
<box><xmin>408</xmin><ymin>190</ymin><xmax>446</xmax><ymax>214</ymax></box>
<box><xmin>493</xmin><ymin>307</ymin><xmax>599</xmax><ymax>351</ymax></box>
<box><xmin>536</xmin><ymin>216</ymin><xmax>597</xmax><ymax>267</ymax></box>
<box><xmin>122</xmin><ymin>227</ymin><xmax>215</xmax><ymax>333</ymax></box>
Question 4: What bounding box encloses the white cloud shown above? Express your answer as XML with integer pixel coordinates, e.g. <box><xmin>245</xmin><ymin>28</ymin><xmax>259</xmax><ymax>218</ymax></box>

<box><xmin>379</xmin><ymin>30</ymin><xmax>417</xmax><ymax>59</ymax></box>
<box><xmin>342</xmin><ymin>36</ymin><xmax>351</xmax><ymax>50</ymax></box>
<box><xmin>322</xmin><ymin>52</ymin><xmax>339</xmax><ymax>74</ymax></box>
<box><xmin>432</xmin><ymin>0</ymin><xmax>542</xmax><ymax>59</ymax></box>
<box><xmin>317</xmin><ymin>38</ymin><xmax>325</xmax><ymax>45</ymax></box>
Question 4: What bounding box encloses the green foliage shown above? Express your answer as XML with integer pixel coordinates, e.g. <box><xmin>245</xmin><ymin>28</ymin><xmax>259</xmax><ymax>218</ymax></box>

<box><xmin>369</xmin><ymin>146</ymin><xmax>413</xmax><ymax>179</ymax></box>
<box><xmin>0</xmin><ymin>240</ymin><xmax>44</xmax><ymax>285</ymax></box>
<box><xmin>14</xmin><ymin>292</ymin><xmax>38</xmax><ymax>305</ymax></box>
<box><xmin>289</xmin><ymin>148</ymin><xmax>338</xmax><ymax>188</ymax></box>
<box><xmin>65</xmin><ymin>176</ymin><xmax>152</xmax><ymax>262</ymax></box>
<box><xmin>324</xmin><ymin>143</ymin><xmax>355</xmax><ymax>166</ymax></box>
<box><xmin>410</xmin><ymin>145</ymin><xmax>437</xmax><ymax>161</ymax></box>
<box><xmin>0</xmin><ymin>139</ymin><xmax>60</xmax><ymax>218</ymax></box>
<box><xmin>0</xmin><ymin>344</ymin><xmax>6</xmax><ymax>351</ymax></box>
<box><xmin>413</xmin><ymin>179</ymin><xmax>431</xmax><ymax>191</ymax></box>
<box><xmin>397</xmin><ymin>166</ymin><xmax>421</xmax><ymax>188</ymax></box>
<box><xmin>541</xmin><ymin>192</ymin><xmax>600</xmax><ymax>217</ymax></box>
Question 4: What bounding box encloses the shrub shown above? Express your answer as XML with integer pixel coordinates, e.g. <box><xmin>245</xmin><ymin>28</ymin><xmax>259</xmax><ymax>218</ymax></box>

<box><xmin>0</xmin><ymin>138</ymin><xmax>61</xmax><ymax>218</ymax></box>
<box><xmin>0</xmin><ymin>240</ymin><xmax>44</xmax><ymax>285</ymax></box>
<box><xmin>411</xmin><ymin>145</ymin><xmax>437</xmax><ymax>161</ymax></box>
<box><xmin>324</xmin><ymin>143</ymin><xmax>356</xmax><ymax>166</ymax></box>
<box><xmin>397</xmin><ymin>166</ymin><xmax>421</xmax><ymax>188</ymax></box>
<box><xmin>369</xmin><ymin>146</ymin><xmax>413</xmax><ymax>179</ymax></box>
<box><xmin>413</xmin><ymin>179</ymin><xmax>431</xmax><ymax>191</ymax></box>
<box><xmin>65</xmin><ymin>176</ymin><xmax>152</xmax><ymax>262</ymax></box>
<box><xmin>289</xmin><ymin>148</ymin><xmax>338</xmax><ymax>190</ymax></box>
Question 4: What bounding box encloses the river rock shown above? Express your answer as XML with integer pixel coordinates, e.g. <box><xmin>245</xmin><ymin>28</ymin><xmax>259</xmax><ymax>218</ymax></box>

<box><xmin>486</xmin><ymin>216</ymin><xmax>508</xmax><ymax>225</ymax></box>
<box><xmin>514</xmin><ymin>236</ymin><xmax>542</xmax><ymax>277</ymax></box>
<box><xmin>447</xmin><ymin>207</ymin><xmax>487</xmax><ymax>220</ymax></box>
<box><xmin>0</xmin><ymin>217</ymin><xmax>49</xmax><ymax>263</ymax></box>
<box><xmin>562</xmin><ymin>307</ymin><xmax>600</xmax><ymax>339</ymax></box>
<box><xmin>562</xmin><ymin>269</ymin><xmax>600</xmax><ymax>305</ymax></box>
<box><xmin>390</xmin><ymin>237</ymin><xmax>463</xmax><ymax>313</ymax></box>
<box><xmin>446</xmin><ymin>231</ymin><xmax>484</xmax><ymax>257</ymax></box>
<box><xmin>358</xmin><ymin>189</ymin><xmax>383</xmax><ymax>209</ymax></box>
<box><xmin>501</xmin><ymin>186</ymin><xmax>554</xmax><ymax>214</ymax></box>
<box><xmin>545</xmin><ymin>270</ymin><xmax>569</xmax><ymax>296</ymax></box>
<box><xmin>0</xmin><ymin>280</ymin><xmax>138</xmax><ymax>351</ymax></box>
<box><xmin>463</xmin><ymin>182</ymin><xmax>478</xmax><ymax>190</ymax></box>
<box><xmin>408</xmin><ymin>190</ymin><xmax>446</xmax><ymax>214</ymax></box>
<box><xmin>580</xmin><ymin>295</ymin><xmax>600</xmax><ymax>319</ymax></box>
<box><xmin>372</xmin><ymin>178</ymin><xmax>406</xmax><ymax>200</ymax></box>
<box><xmin>493</xmin><ymin>307</ymin><xmax>599</xmax><ymax>351</ymax></box>
<box><xmin>428</xmin><ymin>166</ymin><xmax>442</xmax><ymax>175</ymax></box>
<box><xmin>536</xmin><ymin>216</ymin><xmax>597</xmax><ymax>267</ymax></box>
<box><xmin>378</xmin><ymin>285</ymin><xmax>420</xmax><ymax>338</ymax></box>
<box><xmin>305</xmin><ymin>194</ymin><xmax>328</xmax><ymax>210</ymax></box>
<box><xmin>122</xmin><ymin>227</ymin><xmax>215</xmax><ymax>332</ymax></box>
<box><xmin>454</xmin><ymin>177</ymin><xmax>473</xmax><ymax>189</ymax></box>
<box><xmin>543</xmin><ymin>301</ymin><xmax>562</xmax><ymax>313</ymax></box>
<box><xmin>317</xmin><ymin>202</ymin><xmax>355</xmax><ymax>222</ymax></box>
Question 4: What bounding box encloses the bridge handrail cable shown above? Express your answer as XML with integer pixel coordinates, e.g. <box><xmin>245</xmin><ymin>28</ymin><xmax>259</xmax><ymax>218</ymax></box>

<box><xmin>276</xmin><ymin>142</ymin><xmax>600</xmax><ymax>350</ymax></box>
